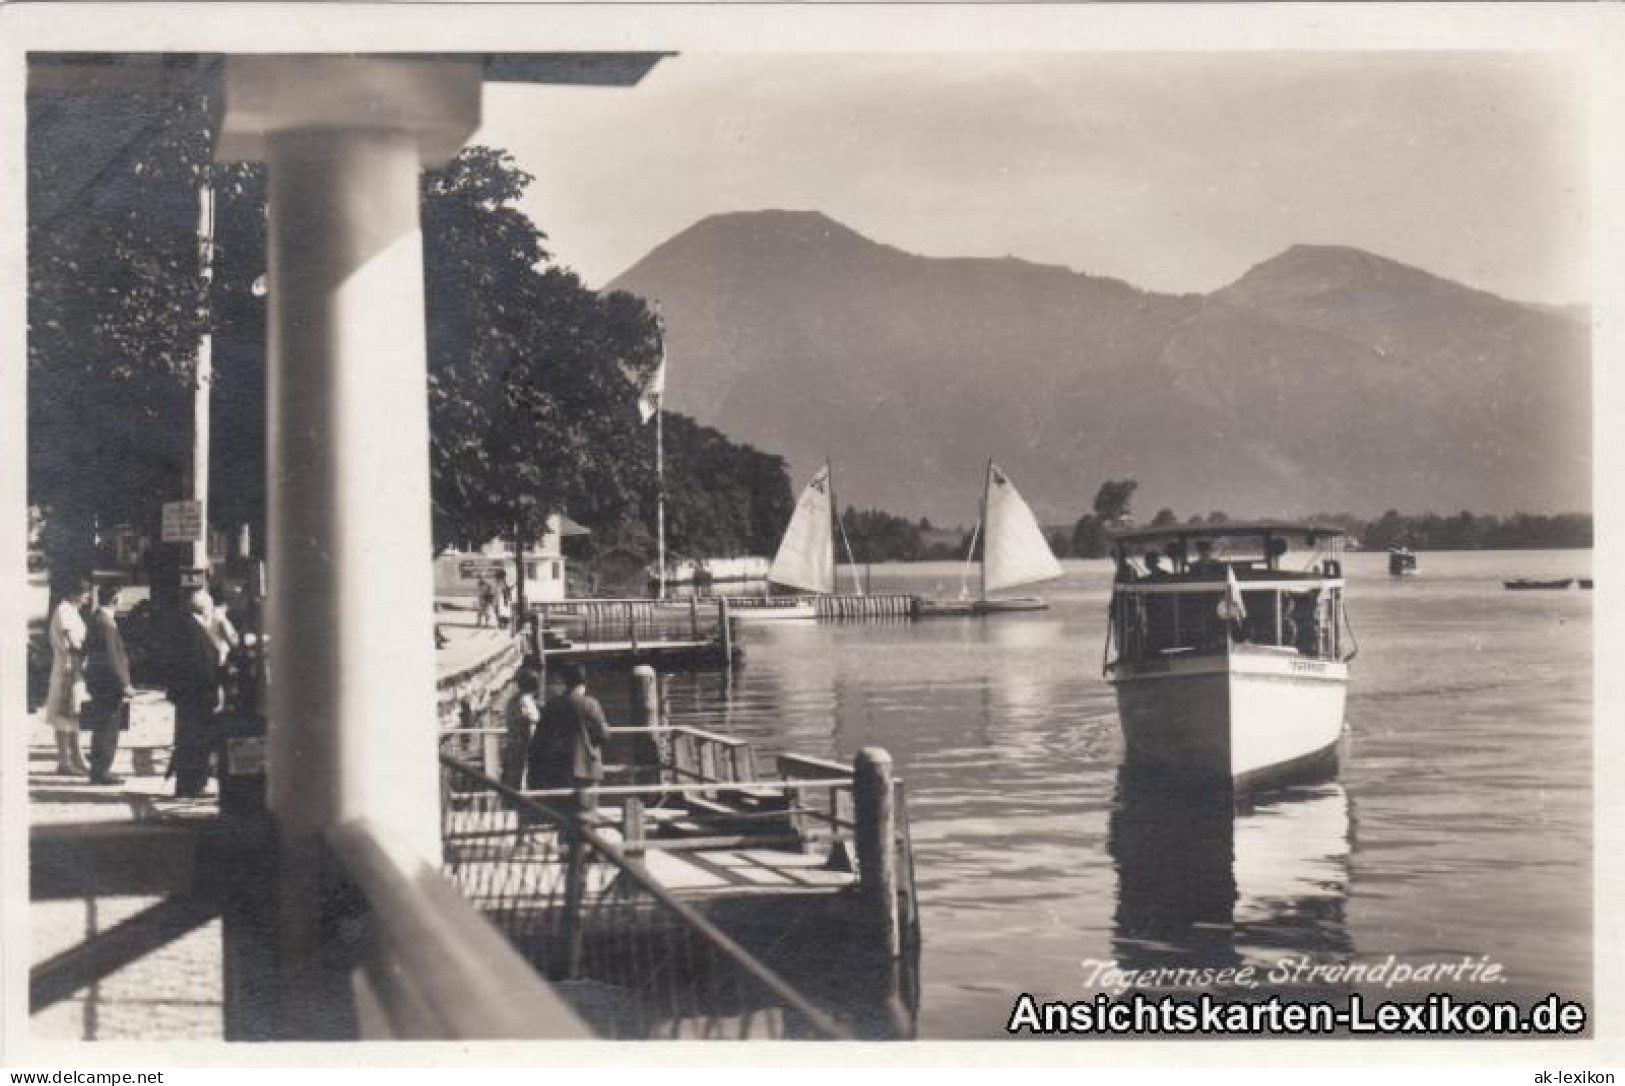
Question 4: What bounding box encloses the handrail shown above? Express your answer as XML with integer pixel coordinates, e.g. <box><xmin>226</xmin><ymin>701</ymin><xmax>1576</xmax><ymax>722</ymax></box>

<box><xmin>499</xmin><ymin>777</ymin><xmax>850</xmax><ymax>801</ymax></box>
<box><xmin>327</xmin><ymin>818</ymin><xmax>592</xmax><ymax>1040</ymax></box>
<box><xmin>1341</xmin><ymin>598</ymin><xmax>1361</xmax><ymax>663</ymax></box>
<box><xmin>440</xmin><ymin>753</ymin><xmax>852</xmax><ymax>1039</ymax></box>
<box><xmin>777</xmin><ymin>753</ymin><xmax>852</xmax><ymax>779</ymax></box>
<box><xmin>612</xmin><ymin>722</ymin><xmax>751</xmax><ymax>747</ymax></box>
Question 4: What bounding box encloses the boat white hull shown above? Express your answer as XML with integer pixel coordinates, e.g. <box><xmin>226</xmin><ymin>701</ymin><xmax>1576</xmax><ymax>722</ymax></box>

<box><xmin>972</xmin><ymin>596</ymin><xmax>1048</xmax><ymax>615</ymax></box>
<box><xmin>727</xmin><ymin>600</ymin><xmax>818</xmax><ymax>623</ymax></box>
<box><xmin>1109</xmin><ymin>647</ymin><xmax>1348</xmax><ymax>790</ymax></box>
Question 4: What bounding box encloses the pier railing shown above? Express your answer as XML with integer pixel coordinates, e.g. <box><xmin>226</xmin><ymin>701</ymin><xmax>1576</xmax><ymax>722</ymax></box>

<box><xmin>808</xmin><ymin>594</ymin><xmax>917</xmax><ymax>620</ymax></box>
<box><xmin>439</xmin><ymin>753</ymin><xmax>852</xmax><ymax>1039</ymax></box>
<box><xmin>535</xmin><ymin>598</ymin><xmax>727</xmax><ymax>649</ymax></box>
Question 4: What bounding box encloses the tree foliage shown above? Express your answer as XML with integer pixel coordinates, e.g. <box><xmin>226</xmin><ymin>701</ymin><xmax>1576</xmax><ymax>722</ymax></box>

<box><xmin>1069</xmin><ymin>478</ymin><xmax>1138</xmax><ymax>559</ymax></box>
<box><xmin>30</xmin><ymin>107</ymin><xmax>777</xmax><ymax>581</ymax></box>
<box><xmin>421</xmin><ymin>147</ymin><xmax>665</xmax><ymax>552</ymax></box>
<box><xmin>839</xmin><ymin>507</ymin><xmax>929</xmax><ymax>563</ymax></box>
<box><xmin>1092</xmin><ymin>479</ymin><xmax>1138</xmax><ymax>523</ymax></box>
<box><xmin>1354</xmin><ymin>510</ymin><xmax>1592</xmax><ymax>551</ymax></box>
<box><xmin>29</xmin><ymin>88</ymin><xmax>210</xmax><ymax>574</ymax></box>
<box><xmin>420</xmin><ymin>147</ymin><xmax>793</xmax><ymax>564</ymax></box>
<box><xmin>656</xmin><ymin>415</ymin><xmax>793</xmax><ymax>560</ymax></box>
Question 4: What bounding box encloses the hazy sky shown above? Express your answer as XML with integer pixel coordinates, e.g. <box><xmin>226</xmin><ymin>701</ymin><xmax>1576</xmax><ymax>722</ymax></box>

<box><xmin>476</xmin><ymin>52</ymin><xmax>1589</xmax><ymax>305</ymax></box>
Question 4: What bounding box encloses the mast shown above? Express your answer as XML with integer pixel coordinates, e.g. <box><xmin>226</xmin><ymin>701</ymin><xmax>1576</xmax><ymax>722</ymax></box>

<box><xmin>958</xmin><ymin>516</ymin><xmax>981</xmax><ymax>601</ymax></box>
<box><xmin>829</xmin><ymin>458</ymin><xmax>864</xmax><ymax>595</ymax></box>
<box><xmin>979</xmin><ymin>457</ymin><xmax>992</xmax><ymax>603</ymax></box>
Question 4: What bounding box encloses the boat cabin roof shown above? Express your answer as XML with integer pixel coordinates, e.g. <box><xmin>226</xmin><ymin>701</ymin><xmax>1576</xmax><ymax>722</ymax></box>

<box><xmin>1108</xmin><ymin>520</ymin><xmax>1346</xmax><ymax>547</ymax></box>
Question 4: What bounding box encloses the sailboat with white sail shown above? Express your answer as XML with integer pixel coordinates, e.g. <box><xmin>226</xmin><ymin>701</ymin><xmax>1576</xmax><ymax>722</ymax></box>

<box><xmin>920</xmin><ymin>460</ymin><xmax>1064</xmax><ymax>616</ymax></box>
<box><xmin>733</xmin><ymin>463</ymin><xmax>841</xmax><ymax>621</ymax></box>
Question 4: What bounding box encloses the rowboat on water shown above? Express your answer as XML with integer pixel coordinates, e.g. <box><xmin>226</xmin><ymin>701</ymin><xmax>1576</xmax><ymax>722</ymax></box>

<box><xmin>1503</xmin><ymin>578</ymin><xmax>1575</xmax><ymax>591</ymax></box>
<box><xmin>1103</xmin><ymin>522</ymin><xmax>1356</xmax><ymax>792</ymax></box>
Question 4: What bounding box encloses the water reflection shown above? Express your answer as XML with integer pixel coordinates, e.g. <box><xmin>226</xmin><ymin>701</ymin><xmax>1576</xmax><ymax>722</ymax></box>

<box><xmin>1109</xmin><ymin>767</ymin><xmax>1353</xmax><ymax>980</ymax></box>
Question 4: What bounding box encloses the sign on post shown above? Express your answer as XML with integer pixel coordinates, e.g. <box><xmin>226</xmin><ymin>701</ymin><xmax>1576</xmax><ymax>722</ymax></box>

<box><xmin>162</xmin><ymin>500</ymin><xmax>204</xmax><ymax>544</ymax></box>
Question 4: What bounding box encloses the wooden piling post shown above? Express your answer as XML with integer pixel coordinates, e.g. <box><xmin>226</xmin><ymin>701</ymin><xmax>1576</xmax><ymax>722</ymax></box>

<box><xmin>481</xmin><ymin>725</ymin><xmax>502</xmax><ymax>781</ymax></box>
<box><xmin>718</xmin><ymin>597</ymin><xmax>733</xmax><ymax>663</ymax></box>
<box><xmin>690</xmin><ymin>595</ymin><xmax>700</xmax><ymax>641</ymax></box>
<box><xmin>629</xmin><ymin>664</ymin><xmax>662</xmax><ymax>780</ymax></box>
<box><xmin>630</xmin><ymin>665</ymin><xmax>659</xmax><ymax>728</ymax></box>
<box><xmin>560</xmin><ymin>812</ymin><xmax>588</xmax><ymax>980</ymax></box>
<box><xmin>621</xmin><ymin>796</ymin><xmax>645</xmax><ymax>873</ymax></box>
<box><xmin>853</xmin><ymin>747</ymin><xmax>904</xmax><ymax>1038</ymax></box>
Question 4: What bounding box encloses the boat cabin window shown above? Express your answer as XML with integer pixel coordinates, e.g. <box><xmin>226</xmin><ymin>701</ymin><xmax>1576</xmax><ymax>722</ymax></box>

<box><xmin>1118</xmin><ymin>528</ymin><xmax>1340</xmax><ymax>579</ymax></box>
<box><xmin>1113</xmin><ymin>579</ymin><xmax>1341</xmax><ymax>662</ymax></box>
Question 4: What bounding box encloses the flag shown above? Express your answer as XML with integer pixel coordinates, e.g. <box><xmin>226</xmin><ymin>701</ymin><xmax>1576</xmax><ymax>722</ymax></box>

<box><xmin>1223</xmin><ymin>564</ymin><xmax>1248</xmax><ymax>622</ymax></box>
<box><xmin>637</xmin><ymin>348</ymin><xmax>666</xmax><ymax>424</ymax></box>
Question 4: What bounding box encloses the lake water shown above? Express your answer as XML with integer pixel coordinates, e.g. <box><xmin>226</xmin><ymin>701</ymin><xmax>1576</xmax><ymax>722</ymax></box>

<box><xmin>654</xmin><ymin>550</ymin><xmax>1592</xmax><ymax>1038</ymax></box>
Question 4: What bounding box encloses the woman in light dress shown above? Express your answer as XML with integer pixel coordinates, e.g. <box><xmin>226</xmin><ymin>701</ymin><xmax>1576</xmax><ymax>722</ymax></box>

<box><xmin>44</xmin><ymin>576</ymin><xmax>92</xmax><ymax>775</ymax></box>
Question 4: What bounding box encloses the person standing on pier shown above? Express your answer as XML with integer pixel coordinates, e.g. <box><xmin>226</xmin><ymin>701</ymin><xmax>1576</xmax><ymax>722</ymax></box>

<box><xmin>168</xmin><ymin>588</ymin><xmax>223</xmax><ymax>798</ymax></box>
<box><xmin>45</xmin><ymin>575</ymin><xmax>92</xmax><ymax>775</ymax></box>
<box><xmin>526</xmin><ymin>663</ymin><xmax>609</xmax><ymax>820</ymax></box>
<box><xmin>82</xmin><ymin>584</ymin><xmax>136</xmax><ymax>785</ymax></box>
<box><xmin>502</xmin><ymin>668</ymin><xmax>542</xmax><ymax>790</ymax></box>
<box><xmin>494</xmin><ymin>568</ymin><xmax>512</xmax><ymax>629</ymax></box>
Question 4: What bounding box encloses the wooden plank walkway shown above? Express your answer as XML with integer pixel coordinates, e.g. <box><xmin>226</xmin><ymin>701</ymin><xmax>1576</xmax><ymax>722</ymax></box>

<box><xmin>447</xmin><ymin>805</ymin><xmax>856</xmax><ymax>898</ymax></box>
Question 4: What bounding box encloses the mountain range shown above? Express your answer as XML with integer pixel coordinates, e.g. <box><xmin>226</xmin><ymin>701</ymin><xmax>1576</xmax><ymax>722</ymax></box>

<box><xmin>608</xmin><ymin>210</ymin><xmax>1590</xmax><ymax>527</ymax></box>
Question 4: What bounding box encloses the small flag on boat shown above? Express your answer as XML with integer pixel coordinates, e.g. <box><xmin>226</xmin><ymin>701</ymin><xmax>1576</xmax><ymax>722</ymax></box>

<box><xmin>637</xmin><ymin>345</ymin><xmax>666</xmax><ymax>424</ymax></box>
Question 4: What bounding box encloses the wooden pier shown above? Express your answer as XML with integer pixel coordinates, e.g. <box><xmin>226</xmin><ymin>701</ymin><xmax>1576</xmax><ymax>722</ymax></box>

<box><xmin>531</xmin><ymin>597</ymin><xmax>738</xmax><ymax>670</ymax></box>
<box><xmin>439</xmin><ymin>670</ymin><xmax>921</xmax><ymax>1038</ymax></box>
<box><xmin>806</xmin><ymin>593</ymin><xmax>919</xmax><ymax>620</ymax></box>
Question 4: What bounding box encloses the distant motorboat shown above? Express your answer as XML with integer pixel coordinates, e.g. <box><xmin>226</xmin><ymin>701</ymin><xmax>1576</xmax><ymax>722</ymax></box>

<box><xmin>917</xmin><ymin>460</ymin><xmax>1062</xmax><ymax>617</ymax></box>
<box><xmin>1387</xmin><ymin>547</ymin><xmax>1418</xmax><ymax>576</ymax></box>
<box><xmin>1580</xmin><ymin>578</ymin><xmax>1594</xmax><ymax>590</ymax></box>
<box><xmin>1503</xmin><ymin>578</ymin><xmax>1575</xmax><ymax>591</ymax></box>
<box><xmin>1104</xmin><ymin>522</ymin><xmax>1355</xmax><ymax>791</ymax></box>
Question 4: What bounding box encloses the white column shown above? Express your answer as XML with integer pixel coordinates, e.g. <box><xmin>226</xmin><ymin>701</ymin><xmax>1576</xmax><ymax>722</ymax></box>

<box><xmin>219</xmin><ymin>58</ymin><xmax>482</xmax><ymax>862</ymax></box>
<box><xmin>264</xmin><ymin>127</ymin><xmax>440</xmax><ymax>856</ymax></box>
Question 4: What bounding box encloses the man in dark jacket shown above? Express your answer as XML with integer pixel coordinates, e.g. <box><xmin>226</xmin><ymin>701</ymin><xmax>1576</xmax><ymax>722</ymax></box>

<box><xmin>526</xmin><ymin>663</ymin><xmax>609</xmax><ymax>819</ymax></box>
<box><xmin>168</xmin><ymin>588</ymin><xmax>222</xmax><ymax>798</ymax></box>
<box><xmin>82</xmin><ymin>584</ymin><xmax>135</xmax><ymax>785</ymax></box>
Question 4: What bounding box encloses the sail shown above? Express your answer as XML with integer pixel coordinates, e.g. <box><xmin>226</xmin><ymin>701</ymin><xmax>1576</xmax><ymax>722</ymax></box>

<box><xmin>982</xmin><ymin>461</ymin><xmax>1063</xmax><ymax>595</ymax></box>
<box><xmin>768</xmin><ymin>464</ymin><xmax>836</xmax><ymax>594</ymax></box>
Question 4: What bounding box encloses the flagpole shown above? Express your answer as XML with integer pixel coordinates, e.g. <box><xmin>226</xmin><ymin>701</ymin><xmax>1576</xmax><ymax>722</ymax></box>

<box><xmin>656</xmin><ymin>401</ymin><xmax>666</xmax><ymax>600</ymax></box>
<box><xmin>655</xmin><ymin>321</ymin><xmax>667</xmax><ymax>601</ymax></box>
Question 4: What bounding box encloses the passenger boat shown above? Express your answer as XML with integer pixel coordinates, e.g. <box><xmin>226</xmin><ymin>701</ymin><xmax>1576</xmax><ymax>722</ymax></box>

<box><xmin>1503</xmin><ymin>578</ymin><xmax>1574</xmax><ymax>591</ymax></box>
<box><xmin>1103</xmin><ymin>522</ymin><xmax>1355</xmax><ymax>791</ymax></box>
<box><xmin>919</xmin><ymin>460</ymin><xmax>1063</xmax><ymax>616</ymax></box>
<box><xmin>1387</xmin><ymin>546</ymin><xmax>1417</xmax><ymax>576</ymax></box>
